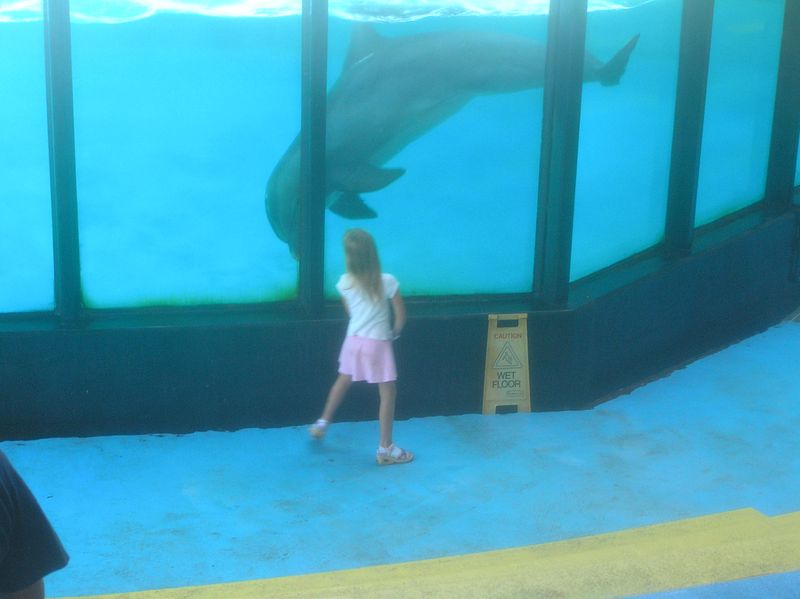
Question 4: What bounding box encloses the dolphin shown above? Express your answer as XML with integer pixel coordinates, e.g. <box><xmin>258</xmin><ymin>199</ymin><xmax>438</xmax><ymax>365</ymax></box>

<box><xmin>267</xmin><ymin>25</ymin><xmax>639</xmax><ymax>256</ymax></box>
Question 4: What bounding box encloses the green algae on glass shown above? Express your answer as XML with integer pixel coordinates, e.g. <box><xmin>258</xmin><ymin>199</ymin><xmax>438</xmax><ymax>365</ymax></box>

<box><xmin>82</xmin><ymin>284</ymin><xmax>298</xmax><ymax>310</ymax></box>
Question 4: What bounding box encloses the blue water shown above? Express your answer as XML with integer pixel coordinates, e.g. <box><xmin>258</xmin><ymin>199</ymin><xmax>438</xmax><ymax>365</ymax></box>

<box><xmin>696</xmin><ymin>0</ymin><xmax>784</xmax><ymax>226</ymax></box>
<box><xmin>0</xmin><ymin>0</ymin><xmax>790</xmax><ymax>310</ymax></box>
<box><xmin>323</xmin><ymin>16</ymin><xmax>546</xmax><ymax>297</ymax></box>
<box><xmin>70</xmin><ymin>16</ymin><xmax>301</xmax><ymax>307</ymax></box>
<box><xmin>573</xmin><ymin>0</ymin><xmax>680</xmax><ymax>280</ymax></box>
<box><xmin>1</xmin><ymin>1</ymin><xmax>662</xmax><ymax>23</ymax></box>
<box><xmin>0</xmin><ymin>18</ymin><xmax>53</xmax><ymax>312</ymax></box>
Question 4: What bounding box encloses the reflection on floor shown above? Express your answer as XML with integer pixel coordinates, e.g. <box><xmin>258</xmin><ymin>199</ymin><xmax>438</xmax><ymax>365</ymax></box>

<box><xmin>2</xmin><ymin>322</ymin><xmax>799</xmax><ymax>598</ymax></box>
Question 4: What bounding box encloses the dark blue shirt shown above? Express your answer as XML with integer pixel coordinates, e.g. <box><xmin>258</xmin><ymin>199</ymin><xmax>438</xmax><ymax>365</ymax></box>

<box><xmin>0</xmin><ymin>451</ymin><xmax>68</xmax><ymax>593</ymax></box>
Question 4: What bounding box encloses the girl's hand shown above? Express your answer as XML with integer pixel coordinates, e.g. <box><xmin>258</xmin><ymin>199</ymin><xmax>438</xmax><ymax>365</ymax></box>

<box><xmin>390</xmin><ymin>291</ymin><xmax>406</xmax><ymax>338</ymax></box>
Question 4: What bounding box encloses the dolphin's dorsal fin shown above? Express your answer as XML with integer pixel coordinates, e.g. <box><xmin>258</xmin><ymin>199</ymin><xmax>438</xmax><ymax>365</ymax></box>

<box><xmin>335</xmin><ymin>164</ymin><xmax>405</xmax><ymax>193</ymax></box>
<box><xmin>330</xmin><ymin>193</ymin><xmax>378</xmax><ymax>220</ymax></box>
<box><xmin>343</xmin><ymin>23</ymin><xmax>385</xmax><ymax>71</ymax></box>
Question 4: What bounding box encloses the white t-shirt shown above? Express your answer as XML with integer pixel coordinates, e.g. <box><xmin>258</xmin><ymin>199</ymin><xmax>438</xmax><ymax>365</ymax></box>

<box><xmin>336</xmin><ymin>273</ymin><xmax>399</xmax><ymax>341</ymax></box>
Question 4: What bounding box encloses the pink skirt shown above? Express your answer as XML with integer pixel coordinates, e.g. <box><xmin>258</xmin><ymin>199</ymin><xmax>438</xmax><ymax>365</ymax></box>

<box><xmin>338</xmin><ymin>336</ymin><xmax>397</xmax><ymax>383</ymax></box>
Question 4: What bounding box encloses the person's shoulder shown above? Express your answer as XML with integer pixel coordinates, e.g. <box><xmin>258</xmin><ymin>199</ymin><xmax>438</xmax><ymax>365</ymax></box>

<box><xmin>336</xmin><ymin>273</ymin><xmax>352</xmax><ymax>292</ymax></box>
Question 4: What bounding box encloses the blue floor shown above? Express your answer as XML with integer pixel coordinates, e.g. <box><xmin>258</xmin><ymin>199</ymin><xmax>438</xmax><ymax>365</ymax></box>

<box><xmin>2</xmin><ymin>321</ymin><xmax>799</xmax><ymax>598</ymax></box>
<box><xmin>638</xmin><ymin>570</ymin><xmax>800</xmax><ymax>598</ymax></box>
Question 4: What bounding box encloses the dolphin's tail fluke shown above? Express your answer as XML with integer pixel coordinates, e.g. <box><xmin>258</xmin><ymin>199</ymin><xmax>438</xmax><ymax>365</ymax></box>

<box><xmin>596</xmin><ymin>34</ymin><xmax>640</xmax><ymax>86</ymax></box>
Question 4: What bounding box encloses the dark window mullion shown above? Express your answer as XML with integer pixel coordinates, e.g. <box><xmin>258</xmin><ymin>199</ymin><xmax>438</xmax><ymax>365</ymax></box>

<box><xmin>533</xmin><ymin>0</ymin><xmax>588</xmax><ymax>307</ymax></box>
<box><xmin>44</xmin><ymin>0</ymin><xmax>82</xmax><ymax>323</ymax></box>
<box><xmin>664</xmin><ymin>0</ymin><xmax>715</xmax><ymax>257</ymax></box>
<box><xmin>764</xmin><ymin>0</ymin><xmax>800</xmax><ymax>216</ymax></box>
<box><xmin>298</xmin><ymin>0</ymin><xmax>329</xmax><ymax>317</ymax></box>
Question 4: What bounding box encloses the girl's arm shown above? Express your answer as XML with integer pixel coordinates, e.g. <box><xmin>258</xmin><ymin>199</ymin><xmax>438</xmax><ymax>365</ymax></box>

<box><xmin>391</xmin><ymin>291</ymin><xmax>406</xmax><ymax>338</ymax></box>
<box><xmin>341</xmin><ymin>297</ymin><xmax>350</xmax><ymax>316</ymax></box>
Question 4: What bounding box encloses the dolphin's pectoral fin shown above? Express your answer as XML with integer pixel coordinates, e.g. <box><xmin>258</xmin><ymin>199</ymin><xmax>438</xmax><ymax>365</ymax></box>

<box><xmin>597</xmin><ymin>34</ymin><xmax>640</xmax><ymax>86</ymax></box>
<box><xmin>327</xmin><ymin>165</ymin><xmax>404</xmax><ymax>219</ymax></box>
<box><xmin>335</xmin><ymin>164</ymin><xmax>406</xmax><ymax>194</ymax></box>
<box><xmin>329</xmin><ymin>193</ymin><xmax>379</xmax><ymax>220</ymax></box>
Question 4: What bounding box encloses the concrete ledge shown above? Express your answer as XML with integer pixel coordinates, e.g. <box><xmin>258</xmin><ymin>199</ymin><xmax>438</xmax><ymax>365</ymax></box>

<box><xmin>55</xmin><ymin>509</ymin><xmax>800</xmax><ymax>599</ymax></box>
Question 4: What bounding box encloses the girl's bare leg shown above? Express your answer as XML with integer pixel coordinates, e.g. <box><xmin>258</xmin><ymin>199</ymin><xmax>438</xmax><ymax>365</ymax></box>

<box><xmin>320</xmin><ymin>373</ymin><xmax>352</xmax><ymax>422</ymax></box>
<box><xmin>378</xmin><ymin>381</ymin><xmax>396</xmax><ymax>448</ymax></box>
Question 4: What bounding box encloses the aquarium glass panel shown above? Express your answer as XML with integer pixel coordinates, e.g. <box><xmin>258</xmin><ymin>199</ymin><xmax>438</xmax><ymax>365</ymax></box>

<box><xmin>695</xmin><ymin>0</ymin><xmax>784</xmax><ymax>227</ymax></box>
<box><xmin>795</xmin><ymin>138</ymin><xmax>800</xmax><ymax>192</ymax></box>
<box><xmin>318</xmin><ymin>16</ymin><xmax>545</xmax><ymax>297</ymax></box>
<box><xmin>0</xmin><ymin>7</ymin><xmax>54</xmax><ymax>313</ymax></box>
<box><xmin>571</xmin><ymin>0</ymin><xmax>680</xmax><ymax>281</ymax></box>
<box><xmin>71</xmin><ymin>10</ymin><xmax>299</xmax><ymax>308</ymax></box>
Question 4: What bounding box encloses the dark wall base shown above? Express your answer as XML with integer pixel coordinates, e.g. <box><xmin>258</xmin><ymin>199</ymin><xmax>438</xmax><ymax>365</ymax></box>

<box><xmin>561</xmin><ymin>211</ymin><xmax>800</xmax><ymax>408</ymax></box>
<box><xmin>2</xmin><ymin>213</ymin><xmax>798</xmax><ymax>440</ymax></box>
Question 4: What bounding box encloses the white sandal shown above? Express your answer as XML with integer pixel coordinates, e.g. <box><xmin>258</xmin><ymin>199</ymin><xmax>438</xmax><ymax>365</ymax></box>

<box><xmin>376</xmin><ymin>444</ymin><xmax>414</xmax><ymax>465</ymax></box>
<box><xmin>309</xmin><ymin>419</ymin><xmax>328</xmax><ymax>439</ymax></box>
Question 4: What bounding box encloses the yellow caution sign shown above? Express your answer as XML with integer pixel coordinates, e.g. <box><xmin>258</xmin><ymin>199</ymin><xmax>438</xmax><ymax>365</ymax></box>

<box><xmin>482</xmin><ymin>314</ymin><xmax>531</xmax><ymax>415</ymax></box>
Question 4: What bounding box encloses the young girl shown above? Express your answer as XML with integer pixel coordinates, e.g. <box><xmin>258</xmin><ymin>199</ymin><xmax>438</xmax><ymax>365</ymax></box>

<box><xmin>309</xmin><ymin>229</ymin><xmax>413</xmax><ymax>465</ymax></box>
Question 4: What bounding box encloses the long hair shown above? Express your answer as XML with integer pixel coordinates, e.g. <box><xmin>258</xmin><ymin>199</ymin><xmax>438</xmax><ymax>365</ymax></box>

<box><xmin>343</xmin><ymin>229</ymin><xmax>384</xmax><ymax>302</ymax></box>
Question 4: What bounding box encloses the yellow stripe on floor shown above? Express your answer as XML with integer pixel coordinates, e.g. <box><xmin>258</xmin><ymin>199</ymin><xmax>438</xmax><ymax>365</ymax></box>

<box><xmin>59</xmin><ymin>508</ymin><xmax>800</xmax><ymax>599</ymax></box>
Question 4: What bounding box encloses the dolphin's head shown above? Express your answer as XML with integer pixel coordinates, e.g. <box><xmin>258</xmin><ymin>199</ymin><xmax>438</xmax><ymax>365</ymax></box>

<box><xmin>266</xmin><ymin>141</ymin><xmax>302</xmax><ymax>258</ymax></box>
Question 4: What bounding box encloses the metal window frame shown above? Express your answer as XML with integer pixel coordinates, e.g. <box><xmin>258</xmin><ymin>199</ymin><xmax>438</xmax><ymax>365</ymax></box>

<box><xmin>764</xmin><ymin>0</ymin><xmax>800</xmax><ymax>216</ymax></box>
<box><xmin>298</xmin><ymin>0</ymin><xmax>329</xmax><ymax>317</ymax></box>
<box><xmin>44</xmin><ymin>0</ymin><xmax>82</xmax><ymax>324</ymax></box>
<box><xmin>664</xmin><ymin>0</ymin><xmax>715</xmax><ymax>258</ymax></box>
<box><xmin>28</xmin><ymin>0</ymin><xmax>800</xmax><ymax>324</ymax></box>
<box><xmin>533</xmin><ymin>0</ymin><xmax>588</xmax><ymax>307</ymax></box>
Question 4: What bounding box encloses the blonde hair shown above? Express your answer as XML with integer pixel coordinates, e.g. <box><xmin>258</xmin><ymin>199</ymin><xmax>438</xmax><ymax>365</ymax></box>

<box><xmin>343</xmin><ymin>228</ymin><xmax>384</xmax><ymax>302</ymax></box>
